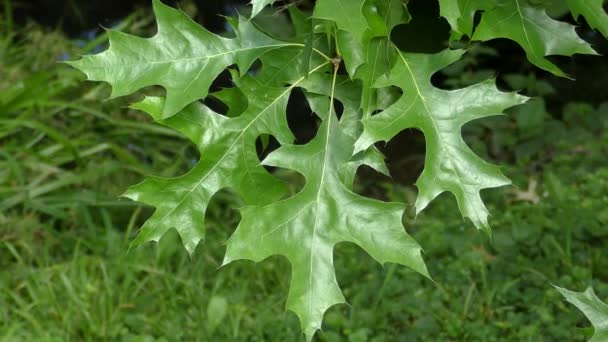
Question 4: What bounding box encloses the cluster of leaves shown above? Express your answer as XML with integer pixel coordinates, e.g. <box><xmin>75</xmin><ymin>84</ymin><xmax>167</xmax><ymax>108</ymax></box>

<box><xmin>68</xmin><ymin>0</ymin><xmax>608</xmax><ymax>339</ymax></box>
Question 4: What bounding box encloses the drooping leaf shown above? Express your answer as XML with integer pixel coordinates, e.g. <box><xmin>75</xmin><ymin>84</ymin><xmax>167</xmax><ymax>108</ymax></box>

<box><xmin>566</xmin><ymin>0</ymin><xmax>608</xmax><ymax>38</ymax></box>
<box><xmin>124</xmin><ymin>67</ymin><xmax>330</xmax><ymax>255</ymax></box>
<box><xmin>555</xmin><ymin>286</ymin><xmax>608</xmax><ymax>342</ymax></box>
<box><xmin>251</xmin><ymin>0</ymin><xmax>276</xmax><ymax>18</ymax></box>
<box><xmin>354</xmin><ymin>49</ymin><xmax>527</xmax><ymax>231</ymax></box>
<box><xmin>472</xmin><ymin>0</ymin><xmax>597</xmax><ymax>77</ymax></box>
<box><xmin>68</xmin><ymin>0</ymin><xmax>300</xmax><ymax>118</ymax></box>
<box><xmin>224</xmin><ymin>79</ymin><xmax>428</xmax><ymax>341</ymax></box>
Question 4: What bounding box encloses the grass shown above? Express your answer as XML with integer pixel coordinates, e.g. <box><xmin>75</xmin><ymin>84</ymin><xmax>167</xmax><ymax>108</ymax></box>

<box><xmin>2</xmin><ymin>134</ymin><xmax>607</xmax><ymax>341</ymax></box>
<box><xmin>2</xmin><ymin>155</ymin><xmax>607</xmax><ymax>341</ymax></box>
<box><xmin>1</xmin><ymin>7</ymin><xmax>607</xmax><ymax>341</ymax></box>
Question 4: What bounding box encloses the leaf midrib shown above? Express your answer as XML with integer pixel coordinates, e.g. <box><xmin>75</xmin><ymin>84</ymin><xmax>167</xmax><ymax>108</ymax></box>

<box><xmin>394</xmin><ymin>50</ymin><xmax>470</xmax><ymax>200</ymax></box>
<box><xmin>83</xmin><ymin>43</ymin><xmax>303</xmax><ymax>69</ymax></box>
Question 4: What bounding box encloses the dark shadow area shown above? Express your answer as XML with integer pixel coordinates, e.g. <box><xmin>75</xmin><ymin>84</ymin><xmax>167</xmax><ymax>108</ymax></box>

<box><xmin>287</xmin><ymin>88</ymin><xmax>318</xmax><ymax>145</ymax></box>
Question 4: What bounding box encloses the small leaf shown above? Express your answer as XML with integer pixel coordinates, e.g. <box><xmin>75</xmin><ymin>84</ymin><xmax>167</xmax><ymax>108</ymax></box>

<box><xmin>472</xmin><ymin>0</ymin><xmax>597</xmax><ymax>77</ymax></box>
<box><xmin>555</xmin><ymin>286</ymin><xmax>608</xmax><ymax>342</ymax></box>
<box><xmin>313</xmin><ymin>0</ymin><xmax>370</xmax><ymax>45</ymax></box>
<box><xmin>439</xmin><ymin>0</ymin><xmax>494</xmax><ymax>37</ymax></box>
<box><xmin>251</xmin><ymin>0</ymin><xmax>276</xmax><ymax>18</ymax></box>
<box><xmin>313</xmin><ymin>0</ymin><xmax>373</xmax><ymax>75</ymax></box>
<box><xmin>314</xmin><ymin>0</ymin><xmax>408</xmax><ymax>115</ymax></box>
<box><xmin>566</xmin><ymin>0</ymin><xmax>608</xmax><ymax>38</ymax></box>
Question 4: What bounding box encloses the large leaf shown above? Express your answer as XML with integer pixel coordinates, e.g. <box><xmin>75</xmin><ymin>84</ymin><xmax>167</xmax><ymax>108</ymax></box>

<box><xmin>566</xmin><ymin>0</ymin><xmax>608</xmax><ymax>38</ymax></box>
<box><xmin>555</xmin><ymin>286</ymin><xmax>608</xmax><ymax>342</ymax></box>
<box><xmin>224</xmin><ymin>75</ymin><xmax>428</xmax><ymax>340</ymax></box>
<box><xmin>472</xmin><ymin>0</ymin><xmax>597</xmax><ymax>77</ymax></box>
<box><xmin>355</xmin><ymin>49</ymin><xmax>527</xmax><ymax>231</ymax></box>
<box><xmin>68</xmin><ymin>0</ymin><xmax>300</xmax><ymax>118</ymax></box>
<box><xmin>125</xmin><ymin>65</ymin><xmax>326</xmax><ymax>255</ymax></box>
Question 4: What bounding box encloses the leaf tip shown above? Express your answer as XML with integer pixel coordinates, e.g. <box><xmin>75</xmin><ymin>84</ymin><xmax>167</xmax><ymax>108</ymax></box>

<box><xmin>220</xmin><ymin>254</ymin><xmax>235</xmax><ymax>268</ymax></box>
<box><xmin>304</xmin><ymin>326</ymin><xmax>320</xmax><ymax>342</ymax></box>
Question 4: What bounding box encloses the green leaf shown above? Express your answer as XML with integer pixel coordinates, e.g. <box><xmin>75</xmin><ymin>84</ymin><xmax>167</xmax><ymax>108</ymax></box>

<box><xmin>224</xmin><ymin>73</ymin><xmax>428</xmax><ymax>341</ymax></box>
<box><xmin>313</xmin><ymin>0</ymin><xmax>372</xmax><ymax>75</ymax></box>
<box><xmin>251</xmin><ymin>0</ymin><xmax>276</xmax><ymax>18</ymax></box>
<box><xmin>354</xmin><ymin>49</ymin><xmax>527</xmax><ymax>231</ymax></box>
<box><xmin>472</xmin><ymin>0</ymin><xmax>597</xmax><ymax>77</ymax></box>
<box><xmin>314</xmin><ymin>0</ymin><xmax>408</xmax><ymax>115</ymax></box>
<box><xmin>68</xmin><ymin>0</ymin><xmax>300</xmax><ymax>118</ymax></box>
<box><xmin>68</xmin><ymin>0</ymin><xmax>608</xmax><ymax>338</ymax></box>
<box><xmin>314</xmin><ymin>0</ymin><xmax>370</xmax><ymax>44</ymax></box>
<box><xmin>566</xmin><ymin>0</ymin><xmax>608</xmax><ymax>38</ymax></box>
<box><xmin>299</xmin><ymin>72</ymin><xmax>391</xmax><ymax>186</ymax></box>
<box><xmin>555</xmin><ymin>286</ymin><xmax>608</xmax><ymax>342</ymax></box>
<box><xmin>125</xmin><ymin>67</ymin><xmax>330</xmax><ymax>255</ymax></box>
<box><xmin>439</xmin><ymin>0</ymin><xmax>495</xmax><ymax>37</ymax></box>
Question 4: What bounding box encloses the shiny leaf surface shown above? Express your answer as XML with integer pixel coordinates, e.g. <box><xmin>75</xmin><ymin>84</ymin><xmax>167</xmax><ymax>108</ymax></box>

<box><xmin>124</xmin><ymin>69</ymin><xmax>322</xmax><ymax>255</ymax></box>
<box><xmin>224</xmin><ymin>81</ymin><xmax>428</xmax><ymax>341</ymax></box>
<box><xmin>69</xmin><ymin>0</ymin><xmax>299</xmax><ymax>118</ymax></box>
<box><xmin>355</xmin><ymin>49</ymin><xmax>527</xmax><ymax>231</ymax></box>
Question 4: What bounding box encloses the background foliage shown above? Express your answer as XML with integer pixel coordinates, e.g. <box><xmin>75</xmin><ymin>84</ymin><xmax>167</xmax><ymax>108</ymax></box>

<box><xmin>1</xmin><ymin>0</ymin><xmax>607</xmax><ymax>340</ymax></box>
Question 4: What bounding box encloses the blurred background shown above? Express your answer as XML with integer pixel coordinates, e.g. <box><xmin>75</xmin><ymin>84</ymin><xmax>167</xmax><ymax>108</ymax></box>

<box><xmin>1</xmin><ymin>0</ymin><xmax>607</xmax><ymax>340</ymax></box>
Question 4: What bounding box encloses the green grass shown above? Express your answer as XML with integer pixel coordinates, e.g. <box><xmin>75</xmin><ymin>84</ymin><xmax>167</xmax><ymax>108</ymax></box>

<box><xmin>2</xmin><ymin>154</ymin><xmax>607</xmax><ymax>341</ymax></box>
<box><xmin>1</xmin><ymin>9</ymin><xmax>607</xmax><ymax>341</ymax></box>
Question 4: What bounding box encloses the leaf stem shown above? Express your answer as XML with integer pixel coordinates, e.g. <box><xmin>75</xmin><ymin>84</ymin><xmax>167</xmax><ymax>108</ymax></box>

<box><xmin>312</xmin><ymin>48</ymin><xmax>332</xmax><ymax>62</ymax></box>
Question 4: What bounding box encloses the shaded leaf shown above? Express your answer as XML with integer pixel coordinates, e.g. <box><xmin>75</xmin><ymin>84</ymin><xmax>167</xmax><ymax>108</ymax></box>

<box><xmin>472</xmin><ymin>0</ymin><xmax>597</xmax><ymax>77</ymax></box>
<box><xmin>314</xmin><ymin>0</ymin><xmax>408</xmax><ymax>115</ymax></box>
<box><xmin>566</xmin><ymin>0</ymin><xmax>608</xmax><ymax>38</ymax></box>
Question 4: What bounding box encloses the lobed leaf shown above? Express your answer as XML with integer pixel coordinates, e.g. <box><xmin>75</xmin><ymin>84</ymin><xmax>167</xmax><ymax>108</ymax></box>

<box><xmin>251</xmin><ymin>0</ymin><xmax>276</xmax><ymax>18</ymax></box>
<box><xmin>224</xmin><ymin>81</ymin><xmax>428</xmax><ymax>341</ymax></box>
<box><xmin>473</xmin><ymin>0</ymin><xmax>597</xmax><ymax>77</ymax></box>
<box><xmin>555</xmin><ymin>286</ymin><xmax>608</xmax><ymax>342</ymax></box>
<box><xmin>439</xmin><ymin>0</ymin><xmax>494</xmax><ymax>38</ymax></box>
<box><xmin>355</xmin><ymin>49</ymin><xmax>528</xmax><ymax>232</ymax></box>
<box><xmin>68</xmin><ymin>0</ymin><xmax>608</xmax><ymax>339</ymax></box>
<box><xmin>314</xmin><ymin>0</ymin><xmax>408</xmax><ymax>115</ymax></box>
<box><xmin>566</xmin><ymin>0</ymin><xmax>608</xmax><ymax>38</ymax></box>
<box><xmin>68</xmin><ymin>0</ymin><xmax>300</xmax><ymax>118</ymax></box>
<box><xmin>439</xmin><ymin>0</ymin><xmax>597</xmax><ymax>77</ymax></box>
